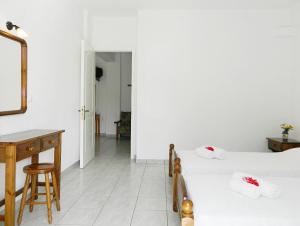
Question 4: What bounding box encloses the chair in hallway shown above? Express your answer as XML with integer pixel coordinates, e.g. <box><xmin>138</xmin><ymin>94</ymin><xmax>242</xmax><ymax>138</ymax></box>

<box><xmin>114</xmin><ymin>112</ymin><xmax>131</xmax><ymax>140</ymax></box>
<box><xmin>17</xmin><ymin>163</ymin><xmax>60</xmax><ymax>225</ymax></box>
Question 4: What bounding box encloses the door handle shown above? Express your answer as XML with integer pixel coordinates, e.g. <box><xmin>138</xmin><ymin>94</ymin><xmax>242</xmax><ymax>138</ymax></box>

<box><xmin>78</xmin><ymin>109</ymin><xmax>89</xmax><ymax>112</ymax></box>
<box><xmin>78</xmin><ymin>106</ymin><xmax>90</xmax><ymax>120</ymax></box>
<box><xmin>78</xmin><ymin>109</ymin><xmax>90</xmax><ymax>112</ymax></box>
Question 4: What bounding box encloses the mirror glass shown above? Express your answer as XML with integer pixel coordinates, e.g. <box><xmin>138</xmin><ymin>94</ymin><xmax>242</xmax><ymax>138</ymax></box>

<box><xmin>0</xmin><ymin>30</ymin><xmax>26</xmax><ymax>116</ymax></box>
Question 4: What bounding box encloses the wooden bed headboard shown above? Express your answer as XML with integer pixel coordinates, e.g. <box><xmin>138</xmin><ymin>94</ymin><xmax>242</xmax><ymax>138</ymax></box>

<box><xmin>169</xmin><ymin>144</ymin><xmax>175</xmax><ymax>177</ymax></box>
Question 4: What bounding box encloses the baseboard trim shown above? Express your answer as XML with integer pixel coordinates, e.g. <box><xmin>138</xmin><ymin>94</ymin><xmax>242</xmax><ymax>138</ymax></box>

<box><xmin>62</xmin><ymin>160</ymin><xmax>79</xmax><ymax>176</ymax></box>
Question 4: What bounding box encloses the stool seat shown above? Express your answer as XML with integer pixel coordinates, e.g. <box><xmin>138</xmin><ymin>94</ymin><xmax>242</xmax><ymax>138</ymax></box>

<box><xmin>18</xmin><ymin>163</ymin><xmax>60</xmax><ymax>225</ymax></box>
<box><xmin>23</xmin><ymin>163</ymin><xmax>55</xmax><ymax>174</ymax></box>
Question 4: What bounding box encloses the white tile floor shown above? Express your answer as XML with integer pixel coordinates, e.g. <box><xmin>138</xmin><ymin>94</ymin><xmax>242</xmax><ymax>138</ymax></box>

<box><xmin>1</xmin><ymin>137</ymin><xmax>180</xmax><ymax>226</ymax></box>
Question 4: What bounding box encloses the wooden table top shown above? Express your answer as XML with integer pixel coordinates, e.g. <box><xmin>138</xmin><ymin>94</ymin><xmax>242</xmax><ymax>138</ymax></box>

<box><xmin>267</xmin><ymin>137</ymin><xmax>300</xmax><ymax>144</ymax></box>
<box><xmin>0</xmin><ymin>129</ymin><xmax>65</xmax><ymax>145</ymax></box>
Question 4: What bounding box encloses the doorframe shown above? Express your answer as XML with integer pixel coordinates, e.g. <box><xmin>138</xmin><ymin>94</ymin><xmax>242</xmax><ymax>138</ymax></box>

<box><xmin>94</xmin><ymin>48</ymin><xmax>137</xmax><ymax>160</ymax></box>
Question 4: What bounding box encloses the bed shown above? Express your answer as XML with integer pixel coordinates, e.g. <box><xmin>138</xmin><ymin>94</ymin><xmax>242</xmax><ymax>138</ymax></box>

<box><xmin>172</xmin><ymin>147</ymin><xmax>300</xmax><ymax>177</ymax></box>
<box><xmin>168</xmin><ymin>144</ymin><xmax>300</xmax><ymax>211</ymax></box>
<box><xmin>176</xmin><ymin>162</ymin><xmax>300</xmax><ymax>226</ymax></box>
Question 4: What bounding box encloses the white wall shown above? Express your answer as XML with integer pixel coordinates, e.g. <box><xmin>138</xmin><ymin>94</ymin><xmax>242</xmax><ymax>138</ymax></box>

<box><xmin>0</xmin><ymin>0</ymin><xmax>82</xmax><ymax>200</ymax></box>
<box><xmin>95</xmin><ymin>53</ymin><xmax>121</xmax><ymax>135</ymax></box>
<box><xmin>292</xmin><ymin>3</ymin><xmax>300</xmax><ymax>139</ymax></box>
<box><xmin>136</xmin><ymin>10</ymin><xmax>294</xmax><ymax>159</ymax></box>
<box><xmin>121</xmin><ymin>53</ymin><xmax>132</xmax><ymax>112</ymax></box>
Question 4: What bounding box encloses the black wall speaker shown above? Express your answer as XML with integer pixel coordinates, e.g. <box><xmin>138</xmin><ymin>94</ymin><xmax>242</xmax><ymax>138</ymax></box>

<box><xmin>96</xmin><ymin>67</ymin><xmax>103</xmax><ymax>81</ymax></box>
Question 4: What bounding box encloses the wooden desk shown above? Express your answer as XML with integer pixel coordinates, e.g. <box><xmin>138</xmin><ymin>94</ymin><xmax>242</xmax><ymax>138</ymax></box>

<box><xmin>0</xmin><ymin>129</ymin><xmax>64</xmax><ymax>226</ymax></box>
<box><xmin>267</xmin><ymin>137</ymin><xmax>300</xmax><ymax>152</ymax></box>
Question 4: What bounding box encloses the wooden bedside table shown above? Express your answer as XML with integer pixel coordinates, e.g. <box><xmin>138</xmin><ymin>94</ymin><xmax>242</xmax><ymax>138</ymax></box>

<box><xmin>267</xmin><ymin>138</ymin><xmax>300</xmax><ymax>152</ymax></box>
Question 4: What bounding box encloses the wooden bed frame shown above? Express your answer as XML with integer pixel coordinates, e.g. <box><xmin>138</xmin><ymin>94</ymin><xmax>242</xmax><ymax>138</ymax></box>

<box><xmin>169</xmin><ymin>144</ymin><xmax>180</xmax><ymax>211</ymax></box>
<box><xmin>169</xmin><ymin>144</ymin><xmax>194</xmax><ymax>226</ymax></box>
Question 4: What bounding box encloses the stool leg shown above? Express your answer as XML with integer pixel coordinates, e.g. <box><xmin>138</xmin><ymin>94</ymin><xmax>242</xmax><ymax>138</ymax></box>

<box><xmin>29</xmin><ymin>174</ymin><xmax>37</xmax><ymax>212</ymax></box>
<box><xmin>51</xmin><ymin>171</ymin><xmax>61</xmax><ymax>211</ymax></box>
<box><xmin>45</xmin><ymin>173</ymin><xmax>52</xmax><ymax>224</ymax></box>
<box><xmin>17</xmin><ymin>174</ymin><xmax>30</xmax><ymax>225</ymax></box>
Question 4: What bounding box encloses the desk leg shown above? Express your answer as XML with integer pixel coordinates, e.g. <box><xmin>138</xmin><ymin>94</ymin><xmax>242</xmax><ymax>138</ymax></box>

<box><xmin>54</xmin><ymin>133</ymin><xmax>62</xmax><ymax>199</ymax></box>
<box><xmin>31</xmin><ymin>154</ymin><xmax>39</xmax><ymax>200</ymax></box>
<box><xmin>31</xmin><ymin>153</ymin><xmax>39</xmax><ymax>165</ymax></box>
<box><xmin>5</xmin><ymin>145</ymin><xmax>16</xmax><ymax>226</ymax></box>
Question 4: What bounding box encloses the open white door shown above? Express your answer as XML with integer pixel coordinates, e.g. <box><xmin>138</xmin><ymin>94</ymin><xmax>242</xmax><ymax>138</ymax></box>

<box><xmin>80</xmin><ymin>40</ymin><xmax>95</xmax><ymax>168</ymax></box>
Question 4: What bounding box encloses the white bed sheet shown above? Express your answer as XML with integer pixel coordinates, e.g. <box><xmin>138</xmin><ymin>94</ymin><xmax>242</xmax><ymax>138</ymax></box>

<box><xmin>176</xmin><ymin>148</ymin><xmax>300</xmax><ymax>177</ymax></box>
<box><xmin>186</xmin><ymin>174</ymin><xmax>300</xmax><ymax>226</ymax></box>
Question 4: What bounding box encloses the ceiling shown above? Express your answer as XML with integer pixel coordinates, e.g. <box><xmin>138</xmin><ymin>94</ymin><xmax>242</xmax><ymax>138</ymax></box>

<box><xmin>80</xmin><ymin>0</ymin><xmax>296</xmax><ymax>16</ymax></box>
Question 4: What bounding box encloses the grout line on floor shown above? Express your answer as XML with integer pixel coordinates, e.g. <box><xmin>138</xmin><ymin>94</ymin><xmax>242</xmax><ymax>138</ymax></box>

<box><xmin>91</xmin><ymin>149</ymin><xmax>131</xmax><ymax>226</ymax></box>
<box><xmin>59</xmin><ymin>139</ymin><xmax>120</xmax><ymax>226</ymax></box>
<box><xmin>129</xmin><ymin>163</ymin><xmax>147</xmax><ymax>226</ymax></box>
<box><xmin>164</xmin><ymin>163</ymin><xmax>169</xmax><ymax>226</ymax></box>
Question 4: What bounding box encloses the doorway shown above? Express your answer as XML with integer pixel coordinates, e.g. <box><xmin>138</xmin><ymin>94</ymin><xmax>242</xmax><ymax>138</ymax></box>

<box><xmin>95</xmin><ymin>52</ymin><xmax>132</xmax><ymax>155</ymax></box>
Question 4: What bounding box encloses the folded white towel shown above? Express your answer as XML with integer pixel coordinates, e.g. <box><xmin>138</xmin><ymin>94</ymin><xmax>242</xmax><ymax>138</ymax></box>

<box><xmin>230</xmin><ymin>178</ymin><xmax>261</xmax><ymax>199</ymax></box>
<box><xmin>260</xmin><ymin>179</ymin><xmax>281</xmax><ymax>199</ymax></box>
<box><xmin>195</xmin><ymin>145</ymin><xmax>226</xmax><ymax>159</ymax></box>
<box><xmin>230</xmin><ymin>172</ymin><xmax>281</xmax><ymax>199</ymax></box>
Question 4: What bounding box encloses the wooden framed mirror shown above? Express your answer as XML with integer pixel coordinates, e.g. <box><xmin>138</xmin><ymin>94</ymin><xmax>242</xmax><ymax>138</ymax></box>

<box><xmin>0</xmin><ymin>29</ymin><xmax>27</xmax><ymax>116</ymax></box>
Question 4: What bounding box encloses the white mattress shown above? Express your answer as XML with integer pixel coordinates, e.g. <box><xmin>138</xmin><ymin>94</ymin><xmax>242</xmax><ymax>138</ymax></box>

<box><xmin>186</xmin><ymin>174</ymin><xmax>300</xmax><ymax>226</ymax></box>
<box><xmin>176</xmin><ymin>148</ymin><xmax>300</xmax><ymax>177</ymax></box>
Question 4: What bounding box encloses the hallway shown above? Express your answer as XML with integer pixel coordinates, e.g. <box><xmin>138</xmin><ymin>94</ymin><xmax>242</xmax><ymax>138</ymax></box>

<box><xmin>7</xmin><ymin>137</ymin><xmax>179</xmax><ymax>226</ymax></box>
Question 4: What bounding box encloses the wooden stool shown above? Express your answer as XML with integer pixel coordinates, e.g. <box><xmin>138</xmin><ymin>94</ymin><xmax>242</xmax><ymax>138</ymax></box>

<box><xmin>17</xmin><ymin>163</ymin><xmax>60</xmax><ymax>225</ymax></box>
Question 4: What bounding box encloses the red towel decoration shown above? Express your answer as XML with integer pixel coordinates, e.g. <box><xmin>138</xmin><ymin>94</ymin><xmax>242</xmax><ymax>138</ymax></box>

<box><xmin>205</xmin><ymin>146</ymin><xmax>215</xmax><ymax>152</ymax></box>
<box><xmin>243</xmin><ymin>177</ymin><xmax>260</xmax><ymax>187</ymax></box>
<box><xmin>196</xmin><ymin>145</ymin><xmax>226</xmax><ymax>159</ymax></box>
